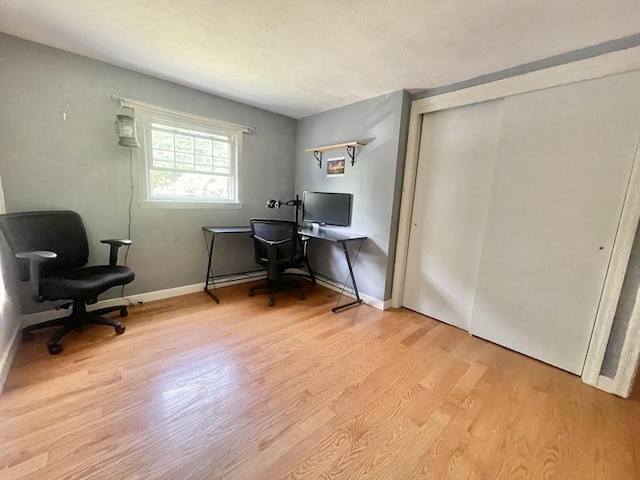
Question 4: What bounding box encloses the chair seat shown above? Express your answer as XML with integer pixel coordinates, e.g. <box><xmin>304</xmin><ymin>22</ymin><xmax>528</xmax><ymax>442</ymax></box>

<box><xmin>40</xmin><ymin>265</ymin><xmax>135</xmax><ymax>301</ymax></box>
<box><xmin>258</xmin><ymin>254</ymin><xmax>306</xmax><ymax>271</ymax></box>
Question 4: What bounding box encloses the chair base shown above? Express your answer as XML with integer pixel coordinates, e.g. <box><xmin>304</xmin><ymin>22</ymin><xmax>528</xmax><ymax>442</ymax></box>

<box><xmin>22</xmin><ymin>301</ymin><xmax>128</xmax><ymax>355</ymax></box>
<box><xmin>249</xmin><ymin>277</ymin><xmax>305</xmax><ymax>307</ymax></box>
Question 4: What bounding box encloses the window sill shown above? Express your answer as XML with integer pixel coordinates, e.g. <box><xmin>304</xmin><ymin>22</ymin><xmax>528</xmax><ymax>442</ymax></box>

<box><xmin>139</xmin><ymin>200</ymin><xmax>244</xmax><ymax>210</ymax></box>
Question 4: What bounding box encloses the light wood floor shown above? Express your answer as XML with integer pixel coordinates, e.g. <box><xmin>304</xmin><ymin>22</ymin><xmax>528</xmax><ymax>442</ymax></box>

<box><xmin>1</xmin><ymin>283</ymin><xmax>638</xmax><ymax>479</ymax></box>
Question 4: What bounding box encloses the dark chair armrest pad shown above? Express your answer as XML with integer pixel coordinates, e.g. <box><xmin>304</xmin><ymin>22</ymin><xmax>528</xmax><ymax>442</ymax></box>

<box><xmin>100</xmin><ymin>239</ymin><xmax>132</xmax><ymax>246</ymax></box>
<box><xmin>16</xmin><ymin>250</ymin><xmax>58</xmax><ymax>261</ymax></box>
<box><xmin>100</xmin><ymin>239</ymin><xmax>132</xmax><ymax>266</ymax></box>
<box><xmin>15</xmin><ymin>251</ymin><xmax>56</xmax><ymax>301</ymax></box>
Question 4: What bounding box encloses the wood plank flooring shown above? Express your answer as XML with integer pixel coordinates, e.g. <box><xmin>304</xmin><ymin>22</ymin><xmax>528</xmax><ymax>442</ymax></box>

<box><xmin>1</xmin><ymin>283</ymin><xmax>638</xmax><ymax>479</ymax></box>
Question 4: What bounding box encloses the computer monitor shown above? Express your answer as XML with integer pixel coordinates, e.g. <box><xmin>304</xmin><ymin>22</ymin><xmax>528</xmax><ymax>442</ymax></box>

<box><xmin>302</xmin><ymin>191</ymin><xmax>352</xmax><ymax>226</ymax></box>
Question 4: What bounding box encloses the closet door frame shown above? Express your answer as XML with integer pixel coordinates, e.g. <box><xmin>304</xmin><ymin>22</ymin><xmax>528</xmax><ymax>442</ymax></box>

<box><xmin>391</xmin><ymin>46</ymin><xmax>640</xmax><ymax>395</ymax></box>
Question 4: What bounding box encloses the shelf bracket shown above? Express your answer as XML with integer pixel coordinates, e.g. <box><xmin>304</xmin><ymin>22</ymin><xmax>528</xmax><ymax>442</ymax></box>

<box><xmin>346</xmin><ymin>145</ymin><xmax>356</xmax><ymax>166</ymax></box>
<box><xmin>305</xmin><ymin>141</ymin><xmax>365</xmax><ymax>169</ymax></box>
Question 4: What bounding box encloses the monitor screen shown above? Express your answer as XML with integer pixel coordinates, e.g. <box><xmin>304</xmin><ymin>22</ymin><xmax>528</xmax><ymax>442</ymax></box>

<box><xmin>302</xmin><ymin>191</ymin><xmax>352</xmax><ymax>226</ymax></box>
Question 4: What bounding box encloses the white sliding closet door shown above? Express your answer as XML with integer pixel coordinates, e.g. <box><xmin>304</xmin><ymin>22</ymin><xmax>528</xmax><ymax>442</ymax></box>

<box><xmin>470</xmin><ymin>72</ymin><xmax>640</xmax><ymax>374</ymax></box>
<box><xmin>403</xmin><ymin>100</ymin><xmax>503</xmax><ymax>330</ymax></box>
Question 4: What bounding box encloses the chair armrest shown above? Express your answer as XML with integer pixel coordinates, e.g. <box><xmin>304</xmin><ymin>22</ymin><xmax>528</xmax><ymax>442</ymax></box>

<box><xmin>100</xmin><ymin>239</ymin><xmax>132</xmax><ymax>266</ymax></box>
<box><xmin>15</xmin><ymin>251</ymin><xmax>57</xmax><ymax>301</ymax></box>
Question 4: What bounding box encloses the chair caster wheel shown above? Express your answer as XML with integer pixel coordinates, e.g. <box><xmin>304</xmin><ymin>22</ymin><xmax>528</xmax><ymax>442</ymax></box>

<box><xmin>269</xmin><ymin>298</ymin><xmax>275</xmax><ymax>307</ymax></box>
<box><xmin>48</xmin><ymin>343</ymin><xmax>63</xmax><ymax>355</ymax></box>
<box><xmin>115</xmin><ymin>325</ymin><xmax>126</xmax><ymax>335</ymax></box>
<box><xmin>249</xmin><ymin>290</ymin><xmax>255</xmax><ymax>297</ymax></box>
<box><xmin>120</xmin><ymin>307</ymin><xmax>128</xmax><ymax>317</ymax></box>
<box><xmin>22</xmin><ymin>331</ymin><xmax>34</xmax><ymax>342</ymax></box>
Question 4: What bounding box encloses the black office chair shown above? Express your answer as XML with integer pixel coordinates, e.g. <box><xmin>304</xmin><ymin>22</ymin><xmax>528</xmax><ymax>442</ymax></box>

<box><xmin>0</xmin><ymin>210</ymin><xmax>135</xmax><ymax>355</ymax></box>
<box><xmin>248</xmin><ymin>219</ymin><xmax>307</xmax><ymax>306</ymax></box>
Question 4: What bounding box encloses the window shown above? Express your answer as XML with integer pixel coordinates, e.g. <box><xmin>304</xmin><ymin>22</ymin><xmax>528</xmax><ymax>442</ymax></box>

<box><xmin>135</xmin><ymin>104</ymin><xmax>250</xmax><ymax>208</ymax></box>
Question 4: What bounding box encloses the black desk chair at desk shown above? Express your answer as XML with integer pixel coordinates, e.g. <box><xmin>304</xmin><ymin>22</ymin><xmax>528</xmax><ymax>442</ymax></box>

<box><xmin>248</xmin><ymin>219</ymin><xmax>307</xmax><ymax>307</ymax></box>
<box><xmin>0</xmin><ymin>211</ymin><xmax>135</xmax><ymax>354</ymax></box>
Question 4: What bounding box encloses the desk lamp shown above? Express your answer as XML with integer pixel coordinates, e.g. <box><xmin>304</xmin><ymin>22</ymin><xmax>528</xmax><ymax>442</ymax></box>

<box><xmin>266</xmin><ymin>195</ymin><xmax>302</xmax><ymax>225</ymax></box>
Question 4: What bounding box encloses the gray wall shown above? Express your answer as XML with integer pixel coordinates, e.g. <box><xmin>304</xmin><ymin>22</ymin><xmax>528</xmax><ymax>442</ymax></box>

<box><xmin>295</xmin><ymin>91</ymin><xmax>410</xmax><ymax>302</ymax></box>
<box><xmin>0</xmin><ymin>33</ymin><xmax>297</xmax><ymax>312</ymax></box>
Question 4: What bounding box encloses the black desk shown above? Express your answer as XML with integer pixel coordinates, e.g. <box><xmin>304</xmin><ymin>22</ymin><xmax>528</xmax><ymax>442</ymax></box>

<box><xmin>202</xmin><ymin>226</ymin><xmax>262</xmax><ymax>303</ymax></box>
<box><xmin>202</xmin><ymin>225</ymin><xmax>367</xmax><ymax>312</ymax></box>
<box><xmin>298</xmin><ymin>227</ymin><xmax>367</xmax><ymax>312</ymax></box>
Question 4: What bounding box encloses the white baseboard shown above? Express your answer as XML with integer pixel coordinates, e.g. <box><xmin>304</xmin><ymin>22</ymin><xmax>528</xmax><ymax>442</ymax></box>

<box><xmin>21</xmin><ymin>273</ymin><xmax>266</xmax><ymax>328</ymax></box>
<box><xmin>19</xmin><ymin>269</ymin><xmax>389</xmax><ymax>331</ymax></box>
<box><xmin>0</xmin><ymin>324</ymin><xmax>20</xmax><ymax>394</ymax></box>
<box><xmin>310</xmin><ymin>275</ymin><xmax>389</xmax><ymax>311</ymax></box>
<box><xmin>124</xmin><ymin>282</ymin><xmax>206</xmax><ymax>304</ymax></box>
<box><xmin>379</xmin><ymin>298</ymin><xmax>393</xmax><ymax>311</ymax></box>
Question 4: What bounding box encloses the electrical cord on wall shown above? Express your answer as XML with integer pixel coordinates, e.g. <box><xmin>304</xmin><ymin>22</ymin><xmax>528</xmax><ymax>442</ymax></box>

<box><xmin>124</xmin><ymin>146</ymin><xmax>133</xmax><ymax>266</ymax></box>
<box><xmin>120</xmin><ymin>146</ymin><xmax>137</xmax><ymax>304</ymax></box>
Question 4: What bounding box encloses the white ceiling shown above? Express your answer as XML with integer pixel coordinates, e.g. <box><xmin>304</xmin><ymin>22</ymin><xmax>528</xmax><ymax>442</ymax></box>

<box><xmin>1</xmin><ymin>0</ymin><xmax>638</xmax><ymax>119</ymax></box>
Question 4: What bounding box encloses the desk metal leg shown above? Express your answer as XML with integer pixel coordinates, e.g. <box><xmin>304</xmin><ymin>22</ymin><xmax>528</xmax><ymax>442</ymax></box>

<box><xmin>332</xmin><ymin>240</ymin><xmax>364</xmax><ymax>313</ymax></box>
<box><xmin>304</xmin><ymin>256</ymin><xmax>316</xmax><ymax>284</ymax></box>
<box><xmin>203</xmin><ymin>231</ymin><xmax>220</xmax><ymax>303</ymax></box>
<box><xmin>299</xmin><ymin>237</ymin><xmax>316</xmax><ymax>284</ymax></box>
<box><xmin>304</xmin><ymin>249</ymin><xmax>316</xmax><ymax>285</ymax></box>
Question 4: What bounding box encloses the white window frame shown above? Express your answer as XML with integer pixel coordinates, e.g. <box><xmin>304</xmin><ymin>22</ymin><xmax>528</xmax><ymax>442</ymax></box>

<box><xmin>124</xmin><ymin>100</ymin><xmax>252</xmax><ymax>209</ymax></box>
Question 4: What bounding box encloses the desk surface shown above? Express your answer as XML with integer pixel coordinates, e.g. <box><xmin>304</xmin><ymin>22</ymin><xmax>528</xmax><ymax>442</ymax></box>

<box><xmin>202</xmin><ymin>225</ymin><xmax>366</xmax><ymax>243</ymax></box>
<box><xmin>298</xmin><ymin>227</ymin><xmax>367</xmax><ymax>243</ymax></box>
<box><xmin>202</xmin><ymin>226</ymin><xmax>251</xmax><ymax>234</ymax></box>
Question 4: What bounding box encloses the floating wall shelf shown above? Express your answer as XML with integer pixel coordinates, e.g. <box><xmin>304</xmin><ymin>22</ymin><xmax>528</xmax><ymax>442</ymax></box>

<box><xmin>305</xmin><ymin>141</ymin><xmax>366</xmax><ymax>168</ymax></box>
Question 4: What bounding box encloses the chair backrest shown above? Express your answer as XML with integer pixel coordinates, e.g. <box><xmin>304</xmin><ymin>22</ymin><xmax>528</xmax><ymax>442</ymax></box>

<box><xmin>250</xmin><ymin>219</ymin><xmax>301</xmax><ymax>267</ymax></box>
<box><xmin>0</xmin><ymin>211</ymin><xmax>89</xmax><ymax>281</ymax></box>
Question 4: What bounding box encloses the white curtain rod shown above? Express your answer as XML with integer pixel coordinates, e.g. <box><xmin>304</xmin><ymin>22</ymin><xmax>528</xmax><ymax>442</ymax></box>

<box><xmin>110</xmin><ymin>94</ymin><xmax>256</xmax><ymax>134</ymax></box>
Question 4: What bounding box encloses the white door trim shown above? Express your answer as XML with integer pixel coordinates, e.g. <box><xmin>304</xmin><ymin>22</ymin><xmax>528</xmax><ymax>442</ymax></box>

<box><xmin>391</xmin><ymin>106</ymin><xmax>423</xmax><ymax>310</ymax></box>
<box><xmin>0</xmin><ymin>170</ymin><xmax>5</xmax><ymax>214</ymax></box>
<box><xmin>612</xmin><ymin>283</ymin><xmax>640</xmax><ymax>397</ymax></box>
<box><xmin>587</xmin><ymin>139</ymin><xmax>640</xmax><ymax>392</ymax></box>
<box><xmin>392</xmin><ymin>46</ymin><xmax>640</xmax><ymax>393</ymax></box>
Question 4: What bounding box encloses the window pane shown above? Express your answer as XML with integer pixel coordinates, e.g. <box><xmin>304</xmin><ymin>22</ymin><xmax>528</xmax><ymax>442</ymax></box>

<box><xmin>213</xmin><ymin>157</ymin><xmax>229</xmax><ymax>166</ymax></box>
<box><xmin>175</xmin><ymin>135</ymin><xmax>194</xmax><ymax>153</ymax></box>
<box><xmin>195</xmin><ymin>155</ymin><xmax>213</xmax><ymax>171</ymax></box>
<box><xmin>195</xmin><ymin>138</ymin><xmax>212</xmax><ymax>156</ymax></box>
<box><xmin>152</xmin><ymin>130</ymin><xmax>173</xmax><ymax>150</ymax></box>
<box><xmin>213</xmin><ymin>157</ymin><xmax>230</xmax><ymax>174</ymax></box>
<box><xmin>153</xmin><ymin>161</ymin><xmax>174</xmax><ymax>169</ymax></box>
<box><xmin>150</xmin><ymin>170</ymin><xmax>230</xmax><ymax>199</ymax></box>
<box><xmin>175</xmin><ymin>153</ymin><xmax>194</xmax><ymax>171</ymax></box>
<box><xmin>151</xmin><ymin>122</ymin><xmax>230</xmax><ymax>141</ymax></box>
<box><xmin>213</xmin><ymin>141</ymin><xmax>230</xmax><ymax>158</ymax></box>
<box><xmin>145</xmin><ymin>116</ymin><xmax>238</xmax><ymax>203</ymax></box>
<box><xmin>153</xmin><ymin>149</ymin><xmax>174</xmax><ymax>168</ymax></box>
